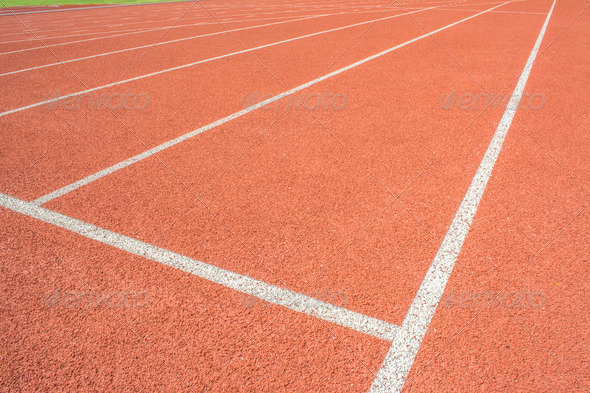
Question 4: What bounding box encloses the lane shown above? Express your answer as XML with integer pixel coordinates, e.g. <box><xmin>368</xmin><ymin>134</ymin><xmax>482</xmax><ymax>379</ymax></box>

<box><xmin>401</xmin><ymin>0</ymin><xmax>590</xmax><ymax>391</ymax></box>
<box><xmin>1</xmin><ymin>193</ymin><xmax>400</xmax><ymax>340</ymax></box>
<box><xmin>0</xmin><ymin>207</ymin><xmax>390</xmax><ymax>391</ymax></box>
<box><xmin>371</xmin><ymin>0</ymin><xmax>559</xmax><ymax>389</ymax></box>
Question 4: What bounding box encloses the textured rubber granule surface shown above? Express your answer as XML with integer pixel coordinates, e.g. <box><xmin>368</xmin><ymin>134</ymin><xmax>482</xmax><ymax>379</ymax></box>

<box><xmin>1</xmin><ymin>0</ymin><xmax>588</xmax><ymax>391</ymax></box>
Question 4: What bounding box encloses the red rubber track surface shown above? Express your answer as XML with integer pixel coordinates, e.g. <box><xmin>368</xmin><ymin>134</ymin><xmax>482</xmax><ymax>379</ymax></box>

<box><xmin>42</xmin><ymin>8</ymin><xmax>549</xmax><ymax>325</ymax></box>
<box><xmin>1</xmin><ymin>0</ymin><xmax>588</xmax><ymax>391</ymax></box>
<box><xmin>405</xmin><ymin>0</ymin><xmax>590</xmax><ymax>390</ymax></box>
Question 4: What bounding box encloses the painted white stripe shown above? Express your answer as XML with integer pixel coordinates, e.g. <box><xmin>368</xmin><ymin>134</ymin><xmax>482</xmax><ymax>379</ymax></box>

<box><xmin>406</xmin><ymin>7</ymin><xmax>546</xmax><ymax>15</ymax></box>
<box><xmin>0</xmin><ymin>0</ymin><xmax>197</xmax><ymax>16</ymax></box>
<box><xmin>0</xmin><ymin>13</ymin><xmax>331</xmax><ymax>77</ymax></box>
<box><xmin>0</xmin><ymin>25</ymin><xmax>199</xmax><ymax>56</ymax></box>
<box><xmin>0</xmin><ymin>12</ymin><xmax>327</xmax><ymax>44</ymax></box>
<box><xmin>0</xmin><ymin>25</ymin><xmax>188</xmax><ymax>45</ymax></box>
<box><xmin>0</xmin><ymin>15</ymin><xmax>212</xmax><ymax>37</ymax></box>
<box><xmin>0</xmin><ymin>13</ymin><xmax>317</xmax><ymax>55</ymax></box>
<box><xmin>0</xmin><ymin>6</ymin><xmax>406</xmax><ymax>44</ymax></box>
<box><xmin>0</xmin><ymin>193</ymin><xmax>399</xmax><ymax>341</ymax></box>
<box><xmin>0</xmin><ymin>7</ymin><xmax>417</xmax><ymax>76</ymax></box>
<box><xmin>33</xmin><ymin>3</ymin><xmax>507</xmax><ymax>205</ymax></box>
<box><xmin>369</xmin><ymin>1</ymin><xmax>556</xmax><ymax>391</ymax></box>
<box><xmin>1</xmin><ymin>7</ymin><xmax>357</xmax><ymax>51</ymax></box>
<box><xmin>0</xmin><ymin>5</ymin><xmax>438</xmax><ymax>116</ymax></box>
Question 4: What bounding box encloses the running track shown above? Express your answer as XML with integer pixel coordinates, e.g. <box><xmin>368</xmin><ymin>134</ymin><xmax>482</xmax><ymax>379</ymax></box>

<box><xmin>1</xmin><ymin>0</ymin><xmax>588</xmax><ymax>391</ymax></box>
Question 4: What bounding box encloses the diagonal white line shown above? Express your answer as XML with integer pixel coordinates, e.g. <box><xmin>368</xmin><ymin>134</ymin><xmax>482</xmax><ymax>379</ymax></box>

<box><xmin>0</xmin><ymin>12</ymin><xmax>358</xmax><ymax>45</ymax></box>
<box><xmin>32</xmin><ymin>2</ymin><xmax>509</xmax><ymax>205</ymax></box>
<box><xmin>0</xmin><ymin>0</ymin><xmax>197</xmax><ymax>16</ymax></box>
<box><xmin>0</xmin><ymin>192</ymin><xmax>400</xmax><ymax>341</ymax></box>
<box><xmin>0</xmin><ymin>5</ymin><xmax>439</xmax><ymax>116</ymax></box>
<box><xmin>0</xmin><ymin>13</ymin><xmax>332</xmax><ymax>77</ymax></box>
<box><xmin>0</xmin><ymin>7</ymin><xmax>407</xmax><ymax>56</ymax></box>
<box><xmin>0</xmin><ymin>20</ymin><xmax>213</xmax><ymax>55</ymax></box>
<box><xmin>370</xmin><ymin>0</ymin><xmax>557</xmax><ymax>391</ymax></box>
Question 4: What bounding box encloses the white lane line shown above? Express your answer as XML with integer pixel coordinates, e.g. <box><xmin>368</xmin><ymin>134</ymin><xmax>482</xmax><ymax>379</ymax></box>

<box><xmin>0</xmin><ymin>9</ymin><xmax>333</xmax><ymax>53</ymax></box>
<box><xmin>0</xmin><ymin>6</ymin><xmax>415</xmax><ymax>76</ymax></box>
<box><xmin>0</xmin><ymin>25</ymin><xmax>187</xmax><ymax>44</ymax></box>
<box><xmin>0</xmin><ymin>15</ymin><xmax>211</xmax><ymax>37</ymax></box>
<box><xmin>0</xmin><ymin>6</ymin><xmax>404</xmax><ymax>44</ymax></box>
<box><xmin>0</xmin><ymin>0</ymin><xmax>197</xmax><ymax>16</ymax></box>
<box><xmin>407</xmin><ymin>7</ymin><xmax>546</xmax><ymax>15</ymax></box>
<box><xmin>369</xmin><ymin>0</ymin><xmax>556</xmax><ymax>391</ymax></box>
<box><xmin>0</xmin><ymin>14</ymin><xmax>301</xmax><ymax>55</ymax></box>
<box><xmin>0</xmin><ymin>13</ymin><xmax>331</xmax><ymax>77</ymax></box>
<box><xmin>32</xmin><ymin>3</ymin><xmax>507</xmax><ymax>205</ymax></box>
<box><xmin>0</xmin><ymin>12</ymin><xmax>318</xmax><ymax>44</ymax></box>
<box><xmin>0</xmin><ymin>193</ymin><xmax>399</xmax><ymax>341</ymax></box>
<box><xmin>0</xmin><ymin>24</ymin><xmax>202</xmax><ymax>56</ymax></box>
<box><xmin>0</xmin><ymin>5</ymin><xmax>438</xmax><ymax>115</ymax></box>
<box><xmin>431</xmin><ymin>0</ymin><xmax>507</xmax><ymax>5</ymax></box>
<box><xmin>0</xmin><ymin>6</ymin><xmax>426</xmax><ymax>59</ymax></box>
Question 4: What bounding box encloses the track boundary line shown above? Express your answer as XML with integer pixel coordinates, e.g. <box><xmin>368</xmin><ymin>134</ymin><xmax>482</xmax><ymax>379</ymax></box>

<box><xmin>0</xmin><ymin>192</ymin><xmax>400</xmax><ymax>341</ymax></box>
<box><xmin>30</xmin><ymin>3</ymin><xmax>509</xmax><ymax>205</ymax></box>
<box><xmin>369</xmin><ymin>0</ymin><xmax>557</xmax><ymax>390</ymax></box>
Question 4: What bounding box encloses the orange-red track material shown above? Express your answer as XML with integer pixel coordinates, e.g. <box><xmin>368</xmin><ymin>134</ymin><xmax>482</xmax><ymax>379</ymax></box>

<box><xmin>1</xmin><ymin>0</ymin><xmax>588</xmax><ymax>391</ymax></box>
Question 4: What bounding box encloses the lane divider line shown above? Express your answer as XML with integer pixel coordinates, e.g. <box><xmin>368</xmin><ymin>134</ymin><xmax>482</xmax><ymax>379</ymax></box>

<box><xmin>369</xmin><ymin>0</ymin><xmax>556</xmax><ymax>391</ymax></box>
<box><xmin>0</xmin><ymin>12</ymin><xmax>325</xmax><ymax>56</ymax></box>
<box><xmin>408</xmin><ymin>7</ymin><xmax>546</xmax><ymax>15</ymax></box>
<box><xmin>0</xmin><ymin>23</ymin><xmax>209</xmax><ymax>45</ymax></box>
<box><xmin>32</xmin><ymin>3</ymin><xmax>506</xmax><ymax>205</ymax></box>
<box><xmin>0</xmin><ymin>0</ymin><xmax>198</xmax><ymax>17</ymax></box>
<box><xmin>0</xmin><ymin>6</ymin><xmax>409</xmax><ymax>35</ymax></box>
<box><xmin>0</xmin><ymin>12</ymin><xmax>347</xmax><ymax>45</ymax></box>
<box><xmin>0</xmin><ymin>7</ymin><xmax>407</xmax><ymax>55</ymax></box>
<box><xmin>0</xmin><ymin>5</ymin><xmax>402</xmax><ymax>35</ymax></box>
<box><xmin>0</xmin><ymin>9</ymin><xmax>411</xmax><ymax>77</ymax></box>
<box><xmin>0</xmin><ymin>5</ymin><xmax>438</xmax><ymax>113</ymax></box>
<box><xmin>0</xmin><ymin>13</ymin><xmax>331</xmax><ymax>75</ymax></box>
<box><xmin>0</xmin><ymin>192</ymin><xmax>400</xmax><ymax>341</ymax></box>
